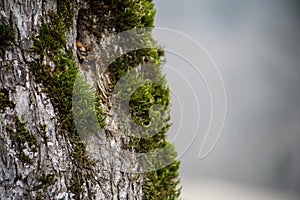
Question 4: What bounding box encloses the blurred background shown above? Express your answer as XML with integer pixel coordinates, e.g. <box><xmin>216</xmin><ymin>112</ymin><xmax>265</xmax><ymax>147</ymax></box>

<box><xmin>152</xmin><ymin>0</ymin><xmax>300</xmax><ymax>199</ymax></box>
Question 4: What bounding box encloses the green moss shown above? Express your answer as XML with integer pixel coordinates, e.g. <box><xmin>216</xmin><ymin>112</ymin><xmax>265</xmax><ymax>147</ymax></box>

<box><xmin>0</xmin><ymin>23</ymin><xmax>15</xmax><ymax>47</ymax></box>
<box><xmin>104</xmin><ymin>26</ymin><xmax>180</xmax><ymax>200</ymax></box>
<box><xmin>95</xmin><ymin>96</ymin><xmax>106</xmax><ymax>128</ymax></box>
<box><xmin>31</xmin><ymin>10</ymin><xmax>99</xmax><ymax>198</ymax></box>
<box><xmin>0</xmin><ymin>23</ymin><xmax>15</xmax><ymax>58</ymax></box>
<box><xmin>73</xmin><ymin>74</ymin><xmax>106</xmax><ymax>138</ymax></box>
<box><xmin>35</xmin><ymin>191</ymin><xmax>46</xmax><ymax>200</ymax></box>
<box><xmin>129</xmin><ymin>83</ymin><xmax>169</xmax><ymax>128</ymax></box>
<box><xmin>29</xmin><ymin>0</ymin><xmax>180</xmax><ymax>198</ymax></box>
<box><xmin>81</xmin><ymin>0</ymin><xmax>155</xmax><ymax>40</ymax></box>
<box><xmin>0</xmin><ymin>88</ymin><xmax>15</xmax><ymax>111</ymax></box>
<box><xmin>57</xmin><ymin>0</ymin><xmax>77</xmax><ymax>29</ymax></box>
<box><xmin>100</xmin><ymin>0</ymin><xmax>181</xmax><ymax>198</ymax></box>
<box><xmin>6</xmin><ymin>116</ymin><xmax>38</xmax><ymax>164</ymax></box>
<box><xmin>39</xmin><ymin>124</ymin><xmax>48</xmax><ymax>144</ymax></box>
<box><xmin>68</xmin><ymin>171</ymin><xmax>85</xmax><ymax>197</ymax></box>
<box><xmin>31</xmin><ymin>11</ymin><xmax>66</xmax><ymax>59</ymax></box>
<box><xmin>126</xmin><ymin>77</ymin><xmax>181</xmax><ymax>199</ymax></box>
<box><xmin>143</xmin><ymin>159</ymin><xmax>181</xmax><ymax>200</ymax></box>
<box><xmin>38</xmin><ymin>174</ymin><xmax>57</xmax><ymax>188</ymax></box>
<box><xmin>31</xmin><ymin>11</ymin><xmax>83</xmax><ymax>162</ymax></box>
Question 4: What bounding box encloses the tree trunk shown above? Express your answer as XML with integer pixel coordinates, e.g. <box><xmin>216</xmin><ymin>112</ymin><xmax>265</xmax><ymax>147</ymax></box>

<box><xmin>0</xmin><ymin>0</ymin><xmax>180</xmax><ymax>199</ymax></box>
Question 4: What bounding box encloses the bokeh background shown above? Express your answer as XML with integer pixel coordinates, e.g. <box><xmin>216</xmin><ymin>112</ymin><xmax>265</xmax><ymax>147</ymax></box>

<box><xmin>152</xmin><ymin>0</ymin><xmax>300</xmax><ymax>199</ymax></box>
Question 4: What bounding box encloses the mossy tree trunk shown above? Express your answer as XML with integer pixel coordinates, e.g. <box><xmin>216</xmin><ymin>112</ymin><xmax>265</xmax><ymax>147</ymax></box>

<box><xmin>0</xmin><ymin>0</ymin><xmax>180</xmax><ymax>199</ymax></box>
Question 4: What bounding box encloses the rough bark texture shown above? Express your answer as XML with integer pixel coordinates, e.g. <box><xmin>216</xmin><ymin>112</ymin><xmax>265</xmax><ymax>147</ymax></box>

<box><xmin>0</xmin><ymin>0</ymin><xmax>180</xmax><ymax>199</ymax></box>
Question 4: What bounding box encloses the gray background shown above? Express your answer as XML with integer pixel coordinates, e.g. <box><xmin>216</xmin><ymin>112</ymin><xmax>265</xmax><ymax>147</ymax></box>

<box><xmin>153</xmin><ymin>0</ymin><xmax>300</xmax><ymax>199</ymax></box>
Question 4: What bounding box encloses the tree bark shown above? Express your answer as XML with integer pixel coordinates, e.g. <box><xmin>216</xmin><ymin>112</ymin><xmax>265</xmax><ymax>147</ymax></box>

<box><xmin>0</xmin><ymin>0</ymin><xmax>180</xmax><ymax>199</ymax></box>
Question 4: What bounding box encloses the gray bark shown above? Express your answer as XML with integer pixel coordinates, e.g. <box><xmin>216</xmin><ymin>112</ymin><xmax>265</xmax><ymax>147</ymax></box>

<box><xmin>0</xmin><ymin>0</ymin><xmax>142</xmax><ymax>199</ymax></box>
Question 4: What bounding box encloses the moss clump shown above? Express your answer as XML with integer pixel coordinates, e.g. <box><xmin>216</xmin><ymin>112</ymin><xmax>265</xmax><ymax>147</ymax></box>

<box><xmin>100</xmin><ymin>0</ymin><xmax>181</xmax><ymax>198</ymax></box>
<box><xmin>29</xmin><ymin>0</ymin><xmax>180</xmax><ymax>198</ymax></box>
<box><xmin>39</xmin><ymin>124</ymin><xmax>48</xmax><ymax>144</ymax></box>
<box><xmin>121</xmin><ymin>61</ymin><xmax>181</xmax><ymax>199</ymax></box>
<box><xmin>0</xmin><ymin>88</ymin><xmax>15</xmax><ymax>110</ymax></box>
<box><xmin>38</xmin><ymin>173</ymin><xmax>57</xmax><ymax>189</ymax></box>
<box><xmin>31</xmin><ymin>10</ymin><xmax>99</xmax><ymax>198</ymax></box>
<box><xmin>57</xmin><ymin>0</ymin><xmax>77</xmax><ymax>29</ymax></box>
<box><xmin>0</xmin><ymin>23</ymin><xmax>15</xmax><ymax>58</ymax></box>
<box><xmin>31</xmin><ymin>10</ymin><xmax>84</xmax><ymax>165</ymax></box>
<box><xmin>143</xmin><ymin>160</ymin><xmax>181</xmax><ymax>199</ymax></box>
<box><xmin>81</xmin><ymin>0</ymin><xmax>155</xmax><ymax>40</ymax></box>
<box><xmin>6</xmin><ymin>116</ymin><xmax>38</xmax><ymax>164</ymax></box>
<box><xmin>129</xmin><ymin>83</ymin><xmax>169</xmax><ymax>129</ymax></box>
<box><xmin>68</xmin><ymin>171</ymin><xmax>85</xmax><ymax>196</ymax></box>
<box><xmin>72</xmin><ymin>74</ymin><xmax>106</xmax><ymax>139</ymax></box>
<box><xmin>0</xmin><ymin>23</ymin><xmax>15</xmax><ymax>47</ymax></box>
<box><xmin>31</xmin><ymin>11</ymin><xmax>67</xmax><ymax>59</ymax></box>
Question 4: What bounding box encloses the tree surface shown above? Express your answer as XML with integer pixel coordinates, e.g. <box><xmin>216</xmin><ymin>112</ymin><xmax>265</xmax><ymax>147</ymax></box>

<box><xmin>0</xmin><ymin>0</ymin><xmax>180</xmax><ymax>199</ymax></box>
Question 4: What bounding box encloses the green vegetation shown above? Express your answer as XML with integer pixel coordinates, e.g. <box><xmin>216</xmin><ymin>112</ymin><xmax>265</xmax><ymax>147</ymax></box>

<box><xmin>0</xmin><ymin>23</ymin><xmax>15</xmax><ymax>47</ymax></box>
<box><xmin>0</xmin><ymin>88</ymin><xmax>15</xmax><ymax>110</ymax></box>
<box><xmin>72</xmin><ymin>74</ymin><xmax>106</xmax><ymax>139</ymax></box>
<box><xmin>82</xmin><ymin>0</ymin><xmax>155</xmax><ymax>40</ymax></box>
<box><xmin>6</xmin><ymin>116</ymin><xmax>38</xmax><ymax>164</ymax></box>
<box><xmin>38</xmin><ymin>173</ymin><xmax>57</xmax><ymax>189</ymax></box>
<box><xmin>26</xmin><ymin>0</ymin><xmax>179</xmax><ymax>198</ymax></box>
<box><xmin>39</xmin><ymin>123</ymin><xmax>48</xmax><ymax>144</ymax></box>
<box><xmin>31</xmin><ymin>10</ymin><xmax>88</xmax><ymax>165</ymax></box>
<box><xmin>88</xmin><ymin>0</ymin><xmax>182</xmax><ymax>198</ymax></box>
<box><xmin>143</xmin><ymin>160</ymin><xmax>181</xmax><ymax>199</ymax></box>
<box><xmin>57</xmin><ymin>0</ymin><xmax>77</xmax><ymax>29</ymax></box>
<box><xmin>0</xmin><ymin>23</ymin><xmax>15</xmax><ymax>58</ymax></box>
<box><xmin>69</xmin><ymin>171</ymin><xmax>85</xmax><ymax>197</ymax></box>
<box><xmin>113</xmin><ymin>50</ymin><xmax>181</xmax><ymax>199</ymax></box>
<box><xmin>30</xmin><ymin>9</ymin><xmax>96</xmax><ymax>198</ymax></box>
